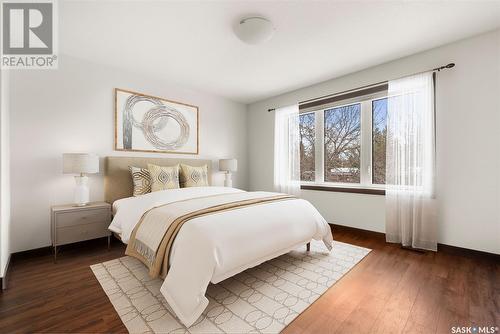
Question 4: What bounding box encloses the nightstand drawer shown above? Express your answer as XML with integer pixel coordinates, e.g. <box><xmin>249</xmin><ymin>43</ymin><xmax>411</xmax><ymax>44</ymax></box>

<box><xmin>56</xmin><ymin>208</ymin><xmax>110</xmax><ymax>228</ymax></box>
<box><xmin>55</xmin><ymin>221</ymin><xmax>111</xmax><ymax>246</ymax></box>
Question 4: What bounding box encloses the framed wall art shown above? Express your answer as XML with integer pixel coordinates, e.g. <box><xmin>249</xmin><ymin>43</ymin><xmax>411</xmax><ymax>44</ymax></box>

<box><xmin>115</xmin><ymin>88</ymin><xmax>199</xmax><ymax>154</ymax></box>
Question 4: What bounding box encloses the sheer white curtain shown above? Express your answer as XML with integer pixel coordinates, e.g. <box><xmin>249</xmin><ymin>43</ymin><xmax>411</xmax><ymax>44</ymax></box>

<box><xmin>274</xmin><ymin>104</ymin><xmax>301</xmax><ymax>195</ymax></box>
<box><xmin>385</xmin><ymin>72</ymin><xmax>437</xmax><ymax>251</ymax></box>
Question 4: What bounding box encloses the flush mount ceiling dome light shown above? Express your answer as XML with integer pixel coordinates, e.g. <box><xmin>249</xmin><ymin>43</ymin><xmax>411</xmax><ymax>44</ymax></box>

<box><xmin>234</xmin><ymin>16</ymin><xmax>275</xmax><ymax>45</ymax></box>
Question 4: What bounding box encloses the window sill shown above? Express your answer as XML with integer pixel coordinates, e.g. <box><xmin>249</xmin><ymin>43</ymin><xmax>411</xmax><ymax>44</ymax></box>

<box><xmin>300</xmin><ymin>184</ymin><xmax>385</xmax><ymax>195</ymax></box>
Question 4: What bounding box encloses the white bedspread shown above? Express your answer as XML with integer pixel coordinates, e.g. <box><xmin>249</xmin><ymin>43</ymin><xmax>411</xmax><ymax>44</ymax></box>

<box><xmin>109</xmin><ymin>187</ymin><xmax>333</xmax><ymax>327</ymax></box>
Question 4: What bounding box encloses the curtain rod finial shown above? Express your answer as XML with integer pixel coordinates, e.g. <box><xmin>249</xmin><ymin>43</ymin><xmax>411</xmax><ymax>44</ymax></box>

<box><xmin>435</xmin><ymin>63</ymin><xmax>455</xmax><ymax>72</ymax></box>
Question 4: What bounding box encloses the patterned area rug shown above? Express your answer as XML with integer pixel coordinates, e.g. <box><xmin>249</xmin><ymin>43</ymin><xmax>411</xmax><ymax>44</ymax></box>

<box><xmin>91</xmin><ymin>240</ymin><xmax>370</xmax><ymax>333</ymax></box>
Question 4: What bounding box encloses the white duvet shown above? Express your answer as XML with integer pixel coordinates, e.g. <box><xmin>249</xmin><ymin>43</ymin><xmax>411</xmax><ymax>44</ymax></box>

<box><xmin>109</xmin><ymin>187</ymin><xmax>333</xmax><ymax>327</ymax></box>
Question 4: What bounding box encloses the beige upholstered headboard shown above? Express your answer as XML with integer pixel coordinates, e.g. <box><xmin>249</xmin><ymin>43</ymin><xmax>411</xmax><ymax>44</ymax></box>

<box><xmin>104</xmin><ymin>156</ymin><xmax>212</xmax><ymax>204</ymax></box>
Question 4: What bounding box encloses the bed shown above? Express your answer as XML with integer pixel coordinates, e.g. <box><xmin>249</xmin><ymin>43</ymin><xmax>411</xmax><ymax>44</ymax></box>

<box><xmin>104</xmin><ymin>156</ymin><xmax>333</xmax><ymax>327</ymax></box>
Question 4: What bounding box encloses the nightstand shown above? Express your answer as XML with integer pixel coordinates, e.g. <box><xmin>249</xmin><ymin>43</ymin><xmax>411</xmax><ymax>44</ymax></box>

<box><xmin>51</xmin><ymin>202</ymin><xmax>112</xmax><ymax>261</ymax></box>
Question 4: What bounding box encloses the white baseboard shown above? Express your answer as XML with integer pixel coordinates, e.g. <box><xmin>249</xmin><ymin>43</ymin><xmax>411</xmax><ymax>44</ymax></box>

<box><xmin>1</xmin><ymin>253</ymin><xmax>11</xmax><ymax>290</ymax></box>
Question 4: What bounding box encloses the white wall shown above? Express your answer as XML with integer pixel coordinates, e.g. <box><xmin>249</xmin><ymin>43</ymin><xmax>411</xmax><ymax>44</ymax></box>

<box><xmin>1</xmin><ymin>69</ymin><xmax>11</xmax><ymax>278</ymax></box>
<box><xmin>9</xmin><ymin>55</ymin><xmax>248</xmax><ymax>253</ymax></box>
<box><xmin>248</xmin><ymin>29</ymin><xmax>500</xmax><ymax>254</ymax></box>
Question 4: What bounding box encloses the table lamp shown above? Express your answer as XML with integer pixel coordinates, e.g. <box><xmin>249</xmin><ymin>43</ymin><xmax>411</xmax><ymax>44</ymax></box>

<box><xmin>63</xmin><ymin>153</ymin><xmax>99</xmax><ymax>206</ymax></box>
<box><xmin>219</xmin><ymin>158</ymin><xmax>237</xmax><ymax>187</ymax></box>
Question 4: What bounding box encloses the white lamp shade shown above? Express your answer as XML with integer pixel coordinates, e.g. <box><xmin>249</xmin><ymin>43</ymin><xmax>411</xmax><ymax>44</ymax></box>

<box><xmin>63</xmin><ymin>153</ymin><xmax>99</xmax><ymax>174</ymax></box>
<box><xmin>219</xmin><ymin>159</ymin><xmax>237</xmax><ymax>172</ymax></box>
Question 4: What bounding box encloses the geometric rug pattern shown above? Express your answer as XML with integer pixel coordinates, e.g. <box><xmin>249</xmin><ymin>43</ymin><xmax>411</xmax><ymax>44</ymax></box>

<box><xmin>91</xmin><ymin>240</ymin><xmax>371</xmax><ymax>333</ymax></box>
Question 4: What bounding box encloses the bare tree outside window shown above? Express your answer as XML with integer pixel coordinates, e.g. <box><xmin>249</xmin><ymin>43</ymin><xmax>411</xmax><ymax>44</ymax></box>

<box><xmin>324</xmin><ymin>104</ymin><xmax>361</xmax><ymax>183</ymax></box>
<box><xmin>297</xmin><ymin>91</ymin><xmax>387</xmax><ymax>188</ymax></box>
<box><xmin>299</xmin><ymin>113</ymin><xmax>315</xmax><ymax>181</ymax></box>
<box><xmin>372</xmin><ymin>98</ymin><xmax>387</xmax><ymax>184</ymax></box>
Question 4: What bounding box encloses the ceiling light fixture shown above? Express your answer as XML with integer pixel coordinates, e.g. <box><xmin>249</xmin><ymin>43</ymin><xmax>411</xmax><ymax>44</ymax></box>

<box><xmin>234</xmin><ymin>16</ymin><xmax>275</xmax><ymax>45</ymax></box>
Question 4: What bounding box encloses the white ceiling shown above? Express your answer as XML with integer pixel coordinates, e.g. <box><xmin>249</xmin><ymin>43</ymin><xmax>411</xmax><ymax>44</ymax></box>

<box><xmin>60</xmin><ymin>1</ymin><xmax>500</xmax><ymax>104</ymax></box>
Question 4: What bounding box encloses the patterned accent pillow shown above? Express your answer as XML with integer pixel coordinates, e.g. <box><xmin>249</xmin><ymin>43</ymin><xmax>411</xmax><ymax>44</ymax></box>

<box><xmin>147</xmin><ymin>164</ymin><xmax>180</xmax><ymax>192</ymax></box>
<box><xmin>129</xmin><ymin>166</ymin><xmax>152</xmax><ymax>196</ymax></box>
<box><xmin>180</xmin><ymin>164</ymin><xmax>209</xmax><ymax>188</ymax></box>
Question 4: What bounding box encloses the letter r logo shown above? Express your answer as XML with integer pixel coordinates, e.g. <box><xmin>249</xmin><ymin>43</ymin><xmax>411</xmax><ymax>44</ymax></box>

<box><xmin>2</xmin><ymin>2</ymin><xmax>53</xmax><ymax>55</ymax></box>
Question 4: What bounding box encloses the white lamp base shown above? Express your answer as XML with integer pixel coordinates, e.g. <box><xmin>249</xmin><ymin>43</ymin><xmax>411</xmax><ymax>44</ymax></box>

<box><xmin>74</xmin><ymin>175</ymin><xmax>90</xmax><ymax>206</ymax></box>
<box><xmin>224</xmin><ymin>172</ymin><xmax>233</xmax><ymax>188</ymax></box>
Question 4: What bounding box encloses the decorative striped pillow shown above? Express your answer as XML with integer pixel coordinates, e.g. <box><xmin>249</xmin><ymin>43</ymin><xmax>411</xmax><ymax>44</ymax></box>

<box><xmin>129</xmin><ymin>166</ymin><xmax>152</xmax><ymax>197</ymax></box>
<box><xmin>147</xmin><ymin>164</ymin><xmax>180</xmax><ymax>192</ymax></box>
<box><xmin>180</xmin><ymin>164</ymin><xmax>209</xmax><ymax>188</ymax></box>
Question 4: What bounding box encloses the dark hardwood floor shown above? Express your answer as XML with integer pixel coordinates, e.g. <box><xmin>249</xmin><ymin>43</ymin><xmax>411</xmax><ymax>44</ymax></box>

<box><xmin>0</xmin><ymin>228</ymin><xmax>498</xmax><ymax>333</ymax></box>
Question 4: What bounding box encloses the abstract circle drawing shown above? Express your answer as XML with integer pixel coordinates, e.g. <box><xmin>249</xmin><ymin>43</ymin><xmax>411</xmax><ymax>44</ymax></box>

<box><xmin>122</xmin><ymin>94</ymin><xmax>190</xmax><ymax>150</ymax></box>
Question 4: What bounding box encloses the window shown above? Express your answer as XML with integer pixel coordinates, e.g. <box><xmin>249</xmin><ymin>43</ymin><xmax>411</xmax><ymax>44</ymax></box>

<box><xmin>324</xmin><ymin>104</ymin><xmax>361</xmax><ymax>183</ymax></box>
<box><xmin>372</xmin><ymin>98</ymin><xmax>387</xmax><ymax>184</ymax></box>
<box><xmin>299</xmin><ymin>113</ymin><xmax>315</xmax><ymax>181</ymax></box>
<box><xmin>299</xmin><ymin>87</ymin><xmax>388</xmax><ymax>189</ymax></box>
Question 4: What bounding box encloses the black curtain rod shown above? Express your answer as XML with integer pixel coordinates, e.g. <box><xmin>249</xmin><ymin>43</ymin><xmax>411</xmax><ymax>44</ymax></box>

<box><xmin>267</xmin><ymin>62</ymin><xmax>455</xmax><ymax>112</ymax></box>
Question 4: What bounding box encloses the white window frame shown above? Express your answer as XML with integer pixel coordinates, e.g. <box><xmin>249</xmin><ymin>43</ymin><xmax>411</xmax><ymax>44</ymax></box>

<box><xmin>299</xmin><ymin>92</ymin><xmax>388</xmax><ymax>190</ymax></box>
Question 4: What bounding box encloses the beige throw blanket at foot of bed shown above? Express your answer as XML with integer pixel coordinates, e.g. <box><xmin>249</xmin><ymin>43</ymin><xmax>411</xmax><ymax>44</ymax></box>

<box><xmin>125</xmin><ymin>191</ymin><xmax>295</xmax><ymax>279</ymax></box>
